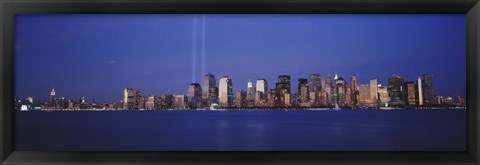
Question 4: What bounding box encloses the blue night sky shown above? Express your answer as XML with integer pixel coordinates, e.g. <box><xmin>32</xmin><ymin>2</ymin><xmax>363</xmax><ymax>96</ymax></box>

<box><xmin>14</xmin><ymin>14</ymin><xmax>466</xmax><ymax>103</ymax></box>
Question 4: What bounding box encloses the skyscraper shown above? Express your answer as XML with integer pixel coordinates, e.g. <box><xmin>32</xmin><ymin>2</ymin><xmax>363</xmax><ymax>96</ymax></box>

<box><xmin>335</xmin><ymin>77</ymin><xmax>347</xmax><ymax>106</ymax></box>
<box><xmin>218</xmin><ymin>76</ymin><xmax>233</xmax><ymax>107</ymax></box>
<box><xmin>309</xmin><ymin>74</ymin><xmax>321</xmax><ymax>105</ymax></box>
<box><xmin>298</xmin><ymin>78</ymin><xmax>309</xmax><ymax>105</ymax></box>
<box><xmin>123</xmin><ymin>87</ymin><xmax>134</xmax><ymax>109</ymax></box>
<box><xmin>309</xmin><ymin>73</ymin><xmax>321</xmax><ymax>93</ymax></box>
<box><xmin>50</xmin><ymin>87</ymin><xmax>56</xmax><ymax>107</ymax></box>
<box><xmin>324</xmin><ymin>75</ymin><xmax>333</xmax><ymax>105</ymax></box>
<box><xmin>378</xmin><ymin>85</ymin><xmax>390</xmax><ymax>106</ymax></box>
<box><xmin>318</xmin><ymin>91</ymin><xmax>329</xmax><ymax>106</ymax></box>
<box><xmin>345</xmin><ymin>87</ymin><xmax>352</xmax><ymax>107</ymax></box>
<box><xmin>256</xmin><ymin>78</ymin><xmax>268</xmax><ymax>93</ymax></box>
<box><xmin>202</xmin><ymin>73</ymin><xmax>218</xmax><ymax>105</ymax></box>
<box><xmin>350</xmin><ymin>74</ymin><xmax>358</xmax><ymax>106</ymax></box>
<box><xmin>370</xmin><ymin>79</ymin><xmax>378</xmax><ymax>103</ymax></box>
<box><xmin>158</xmin><ymin>94</ymin><xmax>173</xmax><ymax>109</ymax></box>
<box><xmin>416</xmin><ymin>77</ymin><xmax>424</xmax><ymax>106</ymax></box>
<box><xmin>26</xmin><ymin>96</ymin><xmax>33</xmax><ymax>104</ymax></box>
<box><xmin>173</xmin><ymin>95</ymin><xmax>187</xmax><ymax>110</ymax></box>
<box><xmin>277</xmin><ymin>75</ymin><xmax>291</xmax><ymax>94</ymax></box>
<box><xmin>388</xmin><ymin>75</ymin><xmax>405</xmax><ymax>103</ymax></box>
<box><xmin>421</xmin><ymin>74</ymin><xmax>435</xmax><ymax>105</ymax></box>
<box><xmin>145</xmin><ymin>95</ymin><xmax>156</xmax><ymax>110</ymax></box>
<box><xmin>235</xmin><ymin>90</ymin><xmax>247</xmax><ymax>108</ymax></box>
<box><xmin>255</xmin><ymin>78</ymin><xmax>268</xmax><ymax>106</ymax></box>
<box><xmin>404</xmin><ymin>81</ymin><xmax>416</xmax><ymax>106</ymax></box>
<box><xmin>276</xmin><ymin>75</ymin><xmax>291</xmax><ymax>107</ymax></box>
<box><xmin>247</xmin><ymin>80</ymin><xmax>255</xmax><ymax>107</ymax></box>
<box><xmin>358</xmin><ymin>84</ymin><xmax>371</xmax><ymax>104</ymax></box>
<box><xmin>187</xmin><ymin>83</ymin><xmax>202</xmax><ymax>108</ymax></box>
<box><xmin>134</xmin><ymin>89</ymin><xmax>143</xmax><ymax>109</ymax></box>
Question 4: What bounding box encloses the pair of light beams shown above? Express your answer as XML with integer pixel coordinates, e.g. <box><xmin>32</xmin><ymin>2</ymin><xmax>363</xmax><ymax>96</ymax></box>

<box><xmin>192</xmin><ymin>14</ymin><xmax>207</xmax><ymax>83</ymax></box>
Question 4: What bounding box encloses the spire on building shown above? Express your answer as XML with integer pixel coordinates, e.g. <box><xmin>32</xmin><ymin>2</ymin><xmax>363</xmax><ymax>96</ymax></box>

<box><xmin>50</xmin><ymin>87</ymin><xmax>56</xmax><ymax>96</ymax></box>
<box><xmin>334</xmin><ymin>74</ymin><xmax>338</xmax><ymax>80</ymax></box>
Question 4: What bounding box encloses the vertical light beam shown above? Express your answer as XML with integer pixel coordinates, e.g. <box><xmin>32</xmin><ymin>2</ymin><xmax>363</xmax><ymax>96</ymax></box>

<box><xmin>201</xmin><ymin>14</ymin><xmax>207</xmax><ymax>81</ymax></box>
<box><xmin>192</xmin><ymin>15</ymin><xmax>198</xmax><ymax>83</ymax></box>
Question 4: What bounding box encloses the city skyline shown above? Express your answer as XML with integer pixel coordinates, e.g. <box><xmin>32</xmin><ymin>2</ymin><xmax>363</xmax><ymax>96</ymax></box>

<box><xmin>15</xmin><ymin>72</ymin><xmax>466</xmax><ymax>111</ymax></box>
<box><xmin>15</xmin><ymin>14</ymin><xmax>466</xmax><ymax>102</ymax></box>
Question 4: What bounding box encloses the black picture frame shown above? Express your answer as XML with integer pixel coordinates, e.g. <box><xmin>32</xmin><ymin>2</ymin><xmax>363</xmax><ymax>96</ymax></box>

<box><xmin>1</xmin><ymin>0</ymin><xmax>479</xmax><ymax>164</ymax></box>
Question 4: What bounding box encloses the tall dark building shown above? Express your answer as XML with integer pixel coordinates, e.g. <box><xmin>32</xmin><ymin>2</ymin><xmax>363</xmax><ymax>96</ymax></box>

<box><xmin>235</xmin><ymin>90</ymin><xmax>247</xmax><ymax>108</ymax></box>
<box><xmin>334</xmin><ymin>77</ymin><xmax>347</xmax><ymax>106</ymax></box>
<box><xmin>421</xmin><ymin>74</ymin><xmax>435</xmax><ymax>105</ymax></box>
<box><xmin>277</xmin><ymin>75</ymin><xmax>291</xmax><ymax>94</ymax></box>
<box><xmin>187</xmin><ymin>83</ymin><xmax>202</xmax><ymax>108</ymax></box>
<box><xmin>388</xmin><ymin>75</ymin><xmax>405</xmax><ymax>103</ymax></box>
<box><xmin>350</xmin><ymin>74</ymin><xmax>358</xmax><ymax>106</ymax></box>
<box><xmin>202</xmin><ymin>73</ymin><xmax>218</xmax><ymax>105</ymax></box>
<box><xmin>298</xmin><ymin>78</ymin><xmax>309</xmax><ymax>104</ymax></box>
<box><xmin>133</xmin><ymin>89</ymin><xmax>143</xmax><ymax>109</ymax></box>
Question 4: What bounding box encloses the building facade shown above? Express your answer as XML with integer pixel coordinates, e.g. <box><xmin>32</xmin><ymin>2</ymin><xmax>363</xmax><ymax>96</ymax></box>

<box><xmin>388</xmin><ymin>75</ymin><xmax>405</xmax><ymax>104</ymax></box>
<box><xmin>298</xmin><ymin>78</ymin><xmax>309</xmax><ymax>104</ymax></box>
<box><xmin>218</xmin><ymin>76</ymin><xmax>233</xmax><ymax>107</ymax></box>
<box><xmin>404</xmin><ymin>81</ymin><xmax>416</xmax><ymax>106</ymax></box>
<box><xmin>123</xmin><ymin>88</ymin><xmax>135</xmax><ymax>109</ymax></box>
<box><xmin>202</xmin><ymin>73</ymin><xmax>218</xmax><ymax>106</ymax></box>
<box><xmin>187</xmin><ymin>83</ymin><xmax>202</xmax><ymax>109</ymax></box>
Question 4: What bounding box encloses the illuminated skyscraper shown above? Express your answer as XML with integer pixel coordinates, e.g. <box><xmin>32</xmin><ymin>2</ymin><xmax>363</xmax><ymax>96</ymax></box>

<box><xmin>416</xmin><ymin>77</ymin><xmax>423</xmax><ymax>106</ymax></box>
<box><xmin>334</xmin><ymin>77</ymin><xmax>347</xmax><ymax>106</ymax></box>
<box><xmin>309</xmin><ymin>74</ymin><xmax>321</xmax><ymax>105</ymax></box>
<box><xmin>218</xmin><ymin>76</ymin><xmax>233</xmax><ymax>107</ymax></box>
<box><xmin>318</xmin><ymin>91</ymin><xmax>329</xmax><ymax>106</ymax></box>
<box><xmin>345</xmin><ymin>88</ymin><xmax>352</xmax><ymax>107</ymax></box>
<box><xmin>370</xmin><ymin>79</ymin><xmax>378</xmax><ymax>103</ymax></box>
<box><xmin>378</xmin><ymin>85</ymin><xmax>390</xmax><ymax>106</ymax></box>
<box><xmin>404</xmin><ymin>81</ymin><xmax>416</xmax><ymax>106</ymax></box>
<box><xmin>202</xmin><ymin>73</ymin><xmax>218</xmax><ymax>105</ymax></box>
<box><xmin>247</xmin><ymin>80</ymin><xmax>255</xmax><ymax>106</ymax></box>
<box><xmin>275</xmin><ymin>75</ymin><xmax>291</xmax><ymax>107</ymax></box>
<box><xmin>145</xmin><ymin>95</ymin><xmax>156</xmax><ymax>110</ymax></box>
<box><xmin>158</xmin><ymin>94</ymin><xmax>173</xmax><ymax>109</ymax></box>
<box><xmin>350</xmin><ymin>74</ymin><xmax>358</xmax><ymax>106</ymax></box>
<box><xmin>173</xmin><ymin>95</ymin><xmax>187</xmax><ymax>110</ymax></box>
<box><xmin>255</xmin><ymin>78</ymin><xmax>268</xmax><ymax>106</ymax></box>
<box><xmin>298</xmin><ymin>78</ymin><xmax>309</xmax><ymax>104</ymax></box>
<box><xmin>358</xmin><ymin>84</ymin><xmax>371</xmax><ymax>104</ymax></box>
<box><xmin>123</xmin><ymin>87</ymin><xmax>134</xmax><ymax>109</ymax></box>
<box><xmin>26</xmin><ymin>96</ymin><xmax>33</xmax><ymax>104</ymax></box>
<box><xmin>324</xmin><ymin>75</ymin><xmax>333</xmax><ymax>105</ymax></box>
<box><xmin>255</xmin><ymin>79</ymin><xmax>267</xmax><ymax>93</ymax></box>
<box><xmin>50</xmin><ymin>87</ymin><xmax>56</xmax><ymax>107</ymax></box>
